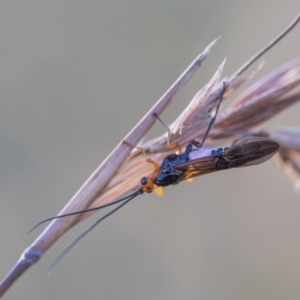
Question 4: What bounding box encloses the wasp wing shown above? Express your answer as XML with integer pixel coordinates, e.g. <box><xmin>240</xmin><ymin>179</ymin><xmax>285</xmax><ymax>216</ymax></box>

<box><xmin>174</xmin><ymin>137</ymin><xmax>279</xmax><ymax>182</ymax></box>
<box><xmin>223</xmin><ymin>137</ymin><xmax>279</xmax><ymax>167</ymax></box>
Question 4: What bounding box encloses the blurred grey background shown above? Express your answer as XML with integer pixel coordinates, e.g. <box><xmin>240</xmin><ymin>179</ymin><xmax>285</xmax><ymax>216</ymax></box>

<box><xmin>0</xmin><ymin>1</ymin><xmax>300</xmax><ymax>300</ymax></box>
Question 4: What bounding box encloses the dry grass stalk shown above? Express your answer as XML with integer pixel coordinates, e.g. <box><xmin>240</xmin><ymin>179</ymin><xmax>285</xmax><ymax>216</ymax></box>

<box><xmin>0</xmin><ymin>36</ymin><xmax>218</xmax><ymax>297</ymax></box>
<box><xmin>0</xmin><ymin>11</ymin><xmax>300</xmax><ymax>298</ymax></box>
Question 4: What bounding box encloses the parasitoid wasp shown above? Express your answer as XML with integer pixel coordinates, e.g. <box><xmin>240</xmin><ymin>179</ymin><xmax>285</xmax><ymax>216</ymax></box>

<box><xmin>27</xmin><ymin>83</ymin><xmax>279</xmax><ymax>271</ymax></box>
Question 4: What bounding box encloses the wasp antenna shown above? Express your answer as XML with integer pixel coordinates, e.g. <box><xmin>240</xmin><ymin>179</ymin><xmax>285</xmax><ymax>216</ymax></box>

<box><xmin>26</xmin><ymin>189</ymin><xmax>143</xmax><ymax>236</ymax></box>
<box><xmin>47</xmin><ymin>191</ymin><xmax>140</xmax><ymax>274</ymax></box>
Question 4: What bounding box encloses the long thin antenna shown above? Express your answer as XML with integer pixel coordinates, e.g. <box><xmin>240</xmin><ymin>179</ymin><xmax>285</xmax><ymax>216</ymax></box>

<box><xmin>47</xmin><ymin>191</ymin><xmax>140</xmax><ymax>274</ymax></box>
<box><xmin>26</xmin><ymin>188</ymin><xmax>143</xmax><ymax>236</ymax></box>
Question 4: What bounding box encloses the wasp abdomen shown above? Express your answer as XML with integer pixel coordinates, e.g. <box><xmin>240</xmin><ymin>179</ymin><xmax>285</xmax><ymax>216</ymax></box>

<box><xmin>188</xmin><ymin>147</ymin><xmax>229</xmax><ymax>160</ymax></box>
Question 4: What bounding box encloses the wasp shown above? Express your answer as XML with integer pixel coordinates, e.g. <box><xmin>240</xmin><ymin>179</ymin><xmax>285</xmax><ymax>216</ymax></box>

<box><xmin>27</xmin><ymin>84</ymin><xmax>279</xmax><ymax>270</ymax></box>
<box><xmin>28</xmin><ymin>136</ymin><xmax>279</xmax><ymax>233</ymax></box>
<box><xmin>140</xmin><ymin>136</ymin><xmax>279</xmax><ymax>193</ymax></box>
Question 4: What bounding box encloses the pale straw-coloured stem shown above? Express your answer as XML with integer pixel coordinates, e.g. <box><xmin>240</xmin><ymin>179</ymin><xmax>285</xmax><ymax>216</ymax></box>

<box><xmin>0</xmin><ymin>38</ymin><xmax>218</xmax><ymax>297</ymax></box>
<box><xmin>231</xmin><ymin>12</ymin><xmax>300</xmax><ymax>79</ymax></box>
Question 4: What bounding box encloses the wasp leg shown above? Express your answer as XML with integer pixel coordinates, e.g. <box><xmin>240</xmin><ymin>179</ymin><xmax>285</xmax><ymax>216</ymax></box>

<box><xmin>152</xmin><ymin>112</ymin><xmax>179</xmax><ymax>149</ymax></box>
<box><xmin>122</xmin><ymin>140</ymin><xmax>160</xmax><ymax>169</ymax></box>
<box><xmin>184</xmin><ymin>143</ymin><xmax>193</xmax><ymax>156</ymax></box>
<box><xmin>191</xmin><ymin>82</ymin><xmax>227</xmax><ymax>149</ymax></box>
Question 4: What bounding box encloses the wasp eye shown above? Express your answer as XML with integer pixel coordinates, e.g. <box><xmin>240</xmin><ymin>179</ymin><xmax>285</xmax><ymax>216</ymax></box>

<box><xmin>140</xmin><ymin>177</ymin><xmax>148</xmax><ymax>185</ymax></box>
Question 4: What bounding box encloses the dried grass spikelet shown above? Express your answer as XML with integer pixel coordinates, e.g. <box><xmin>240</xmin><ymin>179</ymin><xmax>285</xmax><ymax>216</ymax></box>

<box><xmin>85</xmin><ymin>55</ymin><xmax>300</xmax><ymax>220</ymax></box>
<box><xmin>213</xmin><ymin>57</ymin><xmax>300</xmax><ymax>138</ymax></box>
